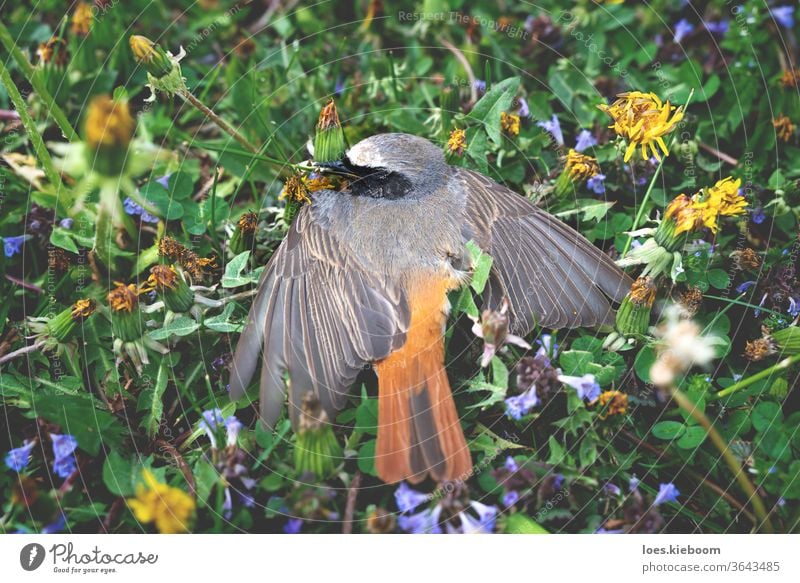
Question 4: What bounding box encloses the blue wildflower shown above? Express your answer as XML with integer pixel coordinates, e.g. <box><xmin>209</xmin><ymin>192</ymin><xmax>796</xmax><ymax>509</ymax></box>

<box><xmin>473</xmin><ymin>79</ymin><xmax>486</xmax><ymax>94</ymax></box>
<box><xmin>604</xmin><ymin>482</ymin><xmax>622</xmax><ymax>496</ymax></box>
<box><xmin>505</xmin><ymin>389</ymin><xmax>540</xmax><ymax>420</ymax></box>
<box><xmin>224</xmin><ymin>416</ymin><xmax>243</xmax><ymax>447</ymax></box>
<box><xmin>3</xmin><ymin>235</ymin><xmax>30</xmax><ymax>258</ymax></box>
<box><xmin>771</xmin><ymin>6</ymin><xmax>795</xmax><ymax>28</ymax></box>
<box><xmin>51</xmin><ymin>434</ymin><xmax>78</xmax><ymax>479</ymax></box>
<box><xmin>736</xmin><ymin>280</ymin><xmax>756</xmax><ymax>294</ymax></box>
<box><xmin>395</xmin><ymin>482</ymin><xmax>429</xmax><ymax>513</ymax></box>
<box><xmin>787</xmin><ymin>297</ymin><xmax>799</xmax><ymax>317</ymax></box>
<box><xmin>517</xmin><ymin>97</ymin><xmax>530</xmax><ymax>118</ymax></box>
<box><xmin>557</xmin><ymin>373</ymin><xmax>601</xmax><ymax>402</ymax></box>
<box><xmin>750</xmin><ymin>206</ymin><xmax>766</xmax><ymax>224</ymax></box>
<box><xmin>673</xmin><ymin>18</ymin><xmax>694</xmax><ymax>43</ymax></box>
<box><xmin>156</xmin><ymin>174</ymin><xmax>171</xmax><ymax>189</ymax></box>
<box><xmin>334</xmin><ymin>76</ymin><xmax>346</xmax><ymax>97</ymax></box>
<box><xmin>574</xmin><ymin>129</ymin><xmax>598</xmax><ymax>152</ymax></box>
<box><xmin>504</xmin><ymin>456</ymin><xmax>519</xmax><ymax>473</ymax></box>
<box><xmin>629</xmin><ymin>476</ymin><xmax>640</xmax><ymax>492</ymax></box>
<box><xmin>705</xmin><ymin>20</ymin><xmax>729</xmax><ymax>35</ymax></box>
<box><xmin>59</xmin><ymin>218</ymin><xmax>73</xmax><ymax>229</ymax></box>
<box><xmin>455</xmin><ymin>501</ymin><xmax>497</xmax><ymax>534</ymax></box>
<box><xmin>653</xmin><ymin>482</ymin><xmax>680</xmax><ymax>506</ymax></box>
<box><xmin>42</xmin><ymin>513</ymin><xmax>67</xmax><ymax>534</ymax></box>
<box><xmin>536</xmin><ymin>114</ymin><xmax>564</xmax><ymax>146</ymax></box>
<box><xmin>398</xmin><ymin>506</ymin><xmax>443</xmax><ymax>534</ymax></box>
<box><xmin>503</xmin><ymin>490</ymin><xmax>520</xmax><ymax>507</ymax></box>
<box><xmin>587</xmin><ymin>173</ymin><xmax>606</xmax><ymax>195</ymax></box>
<box><xmin>284</xmin><ymin>518</ymin><xmax>303</xmax><ymax>534</ymax></box>
<box><xmin>122</xmin><ymin>197</ymin><xmax>159</xmax><ymax>224</ymax></box>
<box><xmin>200</xmin><ymin>409</ymin><xmax>243</xmax><ymax>449</ymax></box>
<box><xmin>5</xmin><ymin>440</ymin><xmax>36</xmax><ymax>472</ymax></box>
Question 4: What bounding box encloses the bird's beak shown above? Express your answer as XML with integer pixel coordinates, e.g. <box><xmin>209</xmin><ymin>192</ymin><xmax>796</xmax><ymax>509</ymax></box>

<box><xmin>312</xmin><ymin>159</ymin><xmax>359</xmax><ymax>178</ymax></box>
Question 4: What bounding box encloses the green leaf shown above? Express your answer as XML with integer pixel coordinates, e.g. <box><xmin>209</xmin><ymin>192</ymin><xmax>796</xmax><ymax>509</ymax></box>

<box><xmin>559</xmin><ymin>350</ymin><xmax>594</xmax><ymax>376</ymax></box>
<box><xmin>355</xmin><ymin>398</ymin><xmax>378</xmax><ymax>435</ymax></box>
<box><xmin>49</xmin><ymin>227</ymin><xmax>78</xmax><ymax>253</ymax></box>
<box><xmin>466</xmin><ymin>240</ymin><xmax>493</xmax><ymax>294</ymax></box>
<box><xmin>357</xmin><ymin>439</ymin><xmax>377</xmax><ymax>476</ymax></box>
<box><xmin>147</xmin><ymin>316</ymin><xmax>201</xmax><ymax>340</ymax></box>
<box><xmin>783</xmin><ymin>461</ymin><xmax>800</xmax><ymax>500</ymax></box>
<box><xmin>652</xmin><ymin>420</ymin><xmax>686</xmax><ymax>440</ymax></box>
<box><xmin>752</xmin><ymin>401</ymin><xmax>783</xmax><ymax>433</ymax></box>
<box><xmin>676</xmin><ymin>425</ymin><xmax>708</xmax><ymax>449</ymax></box>
<box><xmin>505</xmin><ymin>513</ymin><xmax>549</xmax><ymax>534</ymax></box>
<box><xmin>102</xmin><ymin>451</ymin><xmax>135</xmax><ymax>496</ymax></box>
<box><xmin>203</xmin><ymin>303</ymin><xmax>243</xmax><ymax>333</ymax></box>
<box><xmin>143</xmin><ymin>361</ymin><xmax>169</xmax><ymax>438</ymax></box>
<box><xmin>140</xmin><ymin>181</ymin><xmax>184</xmax><ymax>220</ymax></box>
<box><xmin>490</xmin><ymin>356</ymin><xmax>509</xmax><ymax>390</ymax></box>
<box><xmin>467</xmin><ymin>77</ymin><xmax>520</xmax><ymax>145</ymax></box>
<box><xmin>706</xmin><ymin>268</ymin><xmax>730</xmax><ymax>290</ymax></box>
<box><xmin>222</xmin><ymin>251</ymin><xmax>256</xmax><ymax>288</ymax></box>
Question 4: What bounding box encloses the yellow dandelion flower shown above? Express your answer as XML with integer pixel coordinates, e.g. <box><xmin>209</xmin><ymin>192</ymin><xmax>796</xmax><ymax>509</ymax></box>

<box><xmin>127</xmin><ymin>470</ymin><xmax>195</xmax><ymax>534</ymax></box>
<box><xmin>280</xmin><ymin>174</ymin><xmax>312</xmax><ymax>205</ymax></box>
<box><xmin>773</xmin><ymin>115</ymin><xmax>795</xmax><ymax>142</ymax></box>
<box><xmin>665</xmin><ymin>193</ymin><xmax>702</xmax><ymax>235</ymax></box>
<box><xmin>780</xmin><ymin>69</ymin><xmax>800</xmax><ymax>89</ymax></box>
<box><xmin>690</xmin><ymin>177</ymin><xmax>746</xmax><ymax>233</ymax></box>
<box><xmin>237</xmin><ymin>211</ymin><xmax>259</xmax><ymax>234</ymax></box>
<box><xmin>597</xmin><ymin>91</ymin><xmax>684</xmax><ymax>162</ymax></box>
<box><xmin>446</xmin><ymin>128</ymin><xmax>467</xmax><ymax>155</ymax></box>
<box><xmin>500</xmin><ymin>112</ymin><xmax>520</xmax><ymax>136</ymax></box>
<box><xmin>71</xmin><ymin>2</ymin><xmax>93</xmax><ymax>37</ymax></box>
<box><xmin>629</xmin><ymin>276</ymin><xmax>657</xmax><ymax>308</ymax></box>
<box><xmin>70</xmin><ymin>298</ymin><xmax>96</xmax><ymax>320</ymax></box>
<box><xmin>565</xmin><ymin>149</ymin><xmax>600</xmax><ymax>181</ymax></box>
<box><xmin>596</xmin><ymin>390</ymin><xmax>628</xmax><ymax>419</ymax></box>
<box><xmin>84</xmin><ymin>96</ymin><xmax>135</xmax><ymax>149</ymax></box>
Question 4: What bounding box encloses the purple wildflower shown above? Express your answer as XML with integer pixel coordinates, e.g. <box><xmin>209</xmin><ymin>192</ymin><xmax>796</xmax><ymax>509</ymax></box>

<box><xmin>517</xmin><ymin>97</ymin><xmax>530</xmax><ymax>118</ymax></box>
<box><xmin>750</xmin><ymin>206</ymin><xmax>766</xmax><ymax>224</ymax></box>
<box><xmin>504</xmin><ymin>456</ymin><xmax>519</xmax><ymax>473</ymax></box>
<box><xmin>395</xmin><ymin>482</ymin><xmax>429</xmax><ymax>513</ymax></box>
<box><xmin>771</xmin><ymin>6</ymin><xmax>795</xmax><ymax>28</ymax></box>
<box><xmin>398</xmin><ymin>506</ymin><xmax>443</xmax><ymax>534</ymax></box>
<box><xmin>3</xmin><ymin>235</ymin><xmax>30</xmax><ymax>258</ymax></box>
<box><xmin>653</xmin><ymin>483</ymin><xmax>680</xmax><ymax>506</ymax></box>
<box><xmin>736</xmin><ymin>280</ymin><xmax>756</xmax><ymax>294</ymax></box>
<box><xmin>123</xmin><ymin>197</ymin><xmax>159</xmax><ymax>224</ymax></box>
<box><xmin>51</xmin><ymin>434</ymin><xmax>78</xmax><ymax>479</ymax></box>
<box><xmin>505</xmin><ymin>390</ymin><xmax>540</xmax><ymax>420</ymax></box>
<box><xmin>503</xmin><ymin>490</ymin><xmax>520</xmax><ymax>507</ymax></box>
<box><xmin>673</xmin><ymin>18</ymin><xmax>694</xmax><ymax>43</ymax></box>
<box><xmin>604</xmin><ymin>482</ymin><xmax>622</xmax><ymax>496</ymax></box>
<box><xmin>574</xmin><ymin>129</ymin><xmax>597</xmax><ymax>152</ymax></box>
<box><xmin>536</xmin><ymin>114</ymin><xmax>564</xmax><ymax>146</ymax></box>
<box><xmin>4</xmin><ymin>441</ymin><xmax>36</xmax><ymax>472</ymax></box>
<box><xmin>587</xmin><ymin>173</ymin><xmax>606</xmax><ymax>195</ymax></box>
<box><xmin>59</xmin><ymin>218</ymin><xmax>73</xmax><ymax>229</ymax></box>
<box><xmin>704</xmin><ymin>20</ymin><xmax>729</xmax><ymax>35</ymax></box>
<box><xmin>284</xmin><ymin>518</ymin><xmax>303</xmax><ymax>534</ymax></box>
<box><xmin>473</xmin><ymin>79</ymin><xmax>486</xmax><ymax>94</ymax></box>
<box><xmin>557</xmin><ymin>373</ymin><xmax>601</xmax><ymax>401</ymax></box>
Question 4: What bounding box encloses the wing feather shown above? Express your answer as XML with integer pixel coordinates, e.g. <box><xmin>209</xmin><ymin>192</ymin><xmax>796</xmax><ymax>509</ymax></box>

<box><xmin>457</xmin><ymin>168</ymin><xmax>631</xmax><ymax>333</ymax></box>
<box><xmin>230</xmin><ymin>204</ymin><xmax>409</xmax><ymax>427</ymax></box>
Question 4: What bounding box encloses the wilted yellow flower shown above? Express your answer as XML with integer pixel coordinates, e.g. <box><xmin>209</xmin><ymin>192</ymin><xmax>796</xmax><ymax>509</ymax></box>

<box><xmin>280</xmin><ymin>174</ymin><xmax>312</xmax><ymax>205</ymax></box>
<box><xmin>237</xmin><ymin>211</ymin><xmax>258</xmax><ymax>234</ymax></box>
<box><xmin>447</xmin><ymin>128</ymin><xmax>467</xmax><ymax>155</ymax></box>
<box><xmin>629</xmin><ymin>276</ymin><xmax>657</xmax><ymax>308</ymax></box>
<box><xmin>127</xmin><ymin>470</ymin><xmax>195</xmax><ymax>534</ymax></box>
<box><xmin>596</xmin><ymin>390</ymin><xmax>628</xmax><ymax>418</ymax></box>
<box><xmin>598</xmin><ymin>91</ymin><xmax>684</xmax><ymax>162</ymax></box>
<box><xmin>500</xmin><ymin>112</ymin><xmax>520</xmax><ymax>136</ymax></box>
<box><xmin>107</xmin><ymin>282</ymin><xmax>141</xmax><ymax>313</ymax></box>
<box><xmin>780</xmin><ymin>69</ymin><xmax>800</xmax><ymax>89</ymax></box>
<box><xmin>565</xmin><ymin>149</ymin><xmax>600</xmax><ymax>181</ymax></box>
<box><xmin>665</xmin><ymin>194</ymin><xmax>702</xmax><ymax>235</ymax></box>
<box><xmin>773</xmin><ymin>115</ymin><xmax>795</xmax><ymax>142</ymax></box>
<box><xmin>84</xmin><ymin>96</ymin><xmax>135</xmax><ymax>149</ymax></box>
<box><xmin>71</xmin><ymin>2</ymin><xmax>93</xmax><ymax>36</ymax></box>
<box><xmin>37</xmin><ymin>37</ymin><xmax>68</xmax><ymax>67</ymax></box>
<box><xmin>303</xmin><ymin>174</ymin><xmax>334</xmax><ymax>192</ymax></box>
<box><xmin>70</xmin><ymin>298</ymin><xmax>97</xmax><ymax>320</ymax></box>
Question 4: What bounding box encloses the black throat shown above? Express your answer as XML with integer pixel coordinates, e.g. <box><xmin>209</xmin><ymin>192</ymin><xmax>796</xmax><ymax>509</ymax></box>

<box><xmin>337</xmin><ymin>156</ymin><xmax>413</xmax><ymax>200</ymax></box>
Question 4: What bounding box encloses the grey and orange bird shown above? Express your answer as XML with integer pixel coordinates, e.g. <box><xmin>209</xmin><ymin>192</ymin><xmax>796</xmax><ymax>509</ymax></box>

<box><xmin>229</xmin><ymin>133</ymin><xmax>631</xmax><ymax>484</ymax></box>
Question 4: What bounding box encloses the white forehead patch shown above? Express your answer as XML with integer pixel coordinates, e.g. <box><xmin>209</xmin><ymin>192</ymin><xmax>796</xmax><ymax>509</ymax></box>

<box><xmin>346</xmin><ymin>139</ymin><xmax>385</xmax><ymax>168</ymax></box>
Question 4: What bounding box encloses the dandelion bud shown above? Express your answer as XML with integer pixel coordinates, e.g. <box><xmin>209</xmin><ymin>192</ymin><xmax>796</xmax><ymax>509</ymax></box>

<box><xmin>313</xmin><ymin>99</ymin><xmax>346</xmax><ymax>164</ymax></box>
<box><xmin>107</xmin><ymin>282</ymin><xmax>144</xmax><ymax>342</ymax></box>
<box><xmin>71</xmin><ymin>2</ymin><xmax>93</xmax><ymax>37</ymax></box>
<box><xmin>771</xmin><ymin>326</ymin><xmax>800</xmax><ymax>355</ymax></box>
<box><xmin>129</xmin><ymin>35</ymin><xmax>174</xmax><ymax>78</ymax></box>
<box><xmin>84</xmin><ymin>96</ymin><xmax>135</xmax><ymax>176</ymax></box>
<box><xmin>294</xmin><ymin>392</ymin><xmax>343</xmax><ymax>478</ymax></box>
<box><xmin>40</xmin><ymin>299</ymin><xmax>96</xmax><ymax>344</ymax></box>
<box><xmin>148</xmin><ymin>264</ymin><xmax>194</xmax><ymax>313</ymax></box>
<box><xmin>228</xmin><ymin>212</ymin><xmax>258</xmax><ymax>255</ymax></box>
<box><xmin>615</xmin><ymin>276</ymin><xmax>656</xmax><ymax>338</ymax></box>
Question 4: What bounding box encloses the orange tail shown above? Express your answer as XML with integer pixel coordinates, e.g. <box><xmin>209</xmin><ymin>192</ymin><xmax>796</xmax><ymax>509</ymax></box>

<box><xmin>374</xmin><ymin>277</ymin><xmax>472</xmax><ymax>484</ymax></box>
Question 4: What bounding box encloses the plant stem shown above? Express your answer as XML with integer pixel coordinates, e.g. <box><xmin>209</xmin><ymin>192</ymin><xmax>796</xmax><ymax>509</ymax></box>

<box><xmin>0</xmin><ymin>21</ymin><xmax>78</xmax><ymax>141</ymax></box>
<box><xmin>712</xmin><ymin>353</ymin><xmax>800</xmax><ymax>400</ymax></box>
<box><xmin>669</xmin><ymin>386</ymin><xmax>773</xmax><ymax>532</ymax></box>
<box><xmin>178</xmin><ymin>90</ymin><xmax>259</xmax><ymax>154</ymax></box>
<box><xmin>621</xmin><ymin>89</ymin><xmax>695</xmax><ymax>256</ymax></box>
<box><xmin>0</xmin><ymin>340</ymin><xmax>45</xmax><ymax>365</ymax></box>
<box><xmin>0</xmin><ymin>58</ymin><xmax>62</xmax><ymax>188</ymax></box>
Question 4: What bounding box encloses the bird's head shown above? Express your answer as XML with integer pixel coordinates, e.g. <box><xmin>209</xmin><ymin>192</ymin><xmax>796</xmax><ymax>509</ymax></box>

<box><xmin>313</xmin><ymin>133</ymin><xmax>449</xmax><ymax>199</ymax></box>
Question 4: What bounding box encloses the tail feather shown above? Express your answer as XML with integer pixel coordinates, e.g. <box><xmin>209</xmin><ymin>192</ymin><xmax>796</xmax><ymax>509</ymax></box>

<box><xmin>374</xmin><ymin>277</ymin><xmax>472</xmax><ymax>484</ymax></box>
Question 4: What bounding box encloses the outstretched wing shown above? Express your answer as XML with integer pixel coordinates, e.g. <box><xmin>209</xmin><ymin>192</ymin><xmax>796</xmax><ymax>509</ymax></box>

<box><xmin>229</xmin><ymin>204</ymin><xmax>410</xmax><ymax>427</ymax></box>
<box><xmin>456</xmin><ymin>168</ymin><xmax>631</xmax><ymax>333</ymax></box>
